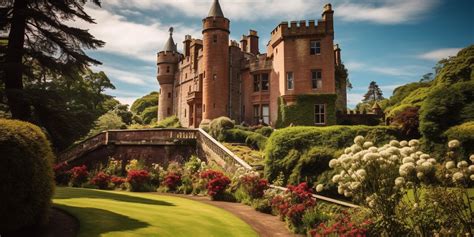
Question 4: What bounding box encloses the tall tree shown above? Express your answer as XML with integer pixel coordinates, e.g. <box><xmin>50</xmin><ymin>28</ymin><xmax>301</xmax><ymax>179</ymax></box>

<box><xmin>363</xmin><ymin>81</ymin><xmax>384</xmax><ymax>103</ymax></box>
<box><xmin>1</xmin><ymin>0</ymin><xmax>104</xmax><ymax>120</ymax></box>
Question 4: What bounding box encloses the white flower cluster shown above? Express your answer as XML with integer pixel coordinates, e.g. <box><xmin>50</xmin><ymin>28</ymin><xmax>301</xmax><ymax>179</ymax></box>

<box><xmin>443</xmin><ymin>149</ymin><xmax>474</xmax><ymax>184</ymax></box>
<box><xmin>329</xmin><ymin>136</ymin><xmax>436</xmax><ymax>198</ymax></box>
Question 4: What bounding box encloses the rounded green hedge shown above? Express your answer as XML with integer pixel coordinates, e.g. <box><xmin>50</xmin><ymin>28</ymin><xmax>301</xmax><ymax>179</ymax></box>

<box><xmin>0</xmin><ymin>119</ymin><xmax>55</xmax><ymax>232</ymax></box>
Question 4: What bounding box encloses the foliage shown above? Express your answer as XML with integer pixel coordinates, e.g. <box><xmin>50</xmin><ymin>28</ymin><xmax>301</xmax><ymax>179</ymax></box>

<box><xmin>200</xmin><ymin>170</ymin><xmax>231</xmax><ymax>200</ymax></box>
<box><xmin>131</xmin><ymin>92</ymin><xmax>159</xmax><ymax>117</ymax></box>
<box><xmin>420</xmin><ymin>81</ymin><xmax>474</xmax><ymax>148</ymax></box>
<box><xmin>224</xmin><ymin>143</ymin><xmax>265</xmax><ymax>167</ymax></box>
<box><xmin>114</xmin><ymin>104</ymin><xmax>133</xmax><ymax>125</ymax></box>
<box><xmin>141</xmin><ymin>105</ymin><xmax>158</xmax><ymax>125</ymax></box>
<box><xmin>90</xmin><ymin>172</ymin><xmax>111</xmax><ymax>189</ymax></box>
<box><xmin>245</xmin><ymin>132</ymin><xmax>268</xmax><ymax>150</ymax></box>
<box><xmin>68</xmin><ymin>165</ymin><xmax>89</xmax><ymax>187</ymax></box>
<box><xmin>54</xmin><ymin>162</ymin><xmax>70</xmax><ymax>185</ymax></box>
<box><xmin>155</xmin><ymin>115</ymin><xmax>181</xmax><ymax>128</ymax></box>
<box><xmin>0</xmin><ymin>119</ymin><xmax>55</xmax><ymax>231</ymax></box>
<box><xmin>444</xmin><ymin>121</ymin><xmax>474</xmax><ymax>158</ymax></box>
<box><xmin>310</xmin><ymin>210</ymin><xmax>372</xmax><ymax>237</ymax></box>
<box><xmin>126</xmin><ymin>170</ymin><xmax>151</xmax><ymax>192</ymax></box>
<box><xmin>88</xmin><ymin>111</ymin><xmax>125</xmax><ymax>136</ymax></box>
<box><xmin>271</xmin><ymin>182</ymin><xmax>316</xmax><ymax>234</ymax></box>
<box><xmin>163</xmin><ymin>172</ymin><xmax>182</xmax><ymax>192</ymax></box>
<box><xmin>276</xmin><ymin>94</ymin><xmax>337</xmax><ymax>127</ymax></box>
<box><xmin>264</xmin><ymin>125</ymin><xmax>399</xmax><ymax>185</ymax></box>
<box><xmin>209</xmin><ymin>116</ymin><xmax>235</xmax><ymax>141</ymax></box>
<box><xmin>431</xmin><ymin>45</ymin><xmax>474</xmax><ymax>86</ymax></box>
<box><xmin>239</xmin><ymin>171</ymin><xmax>269</xmax><ymax>199</ymax></box>
<box><xmin>392</xmin><ymin>106</ymin><xmax>421</xmax><ymax>139</ymax></box>
<box><xmin>362</xmin><ymin>81</ymin><xmax>384</xmax><ymax>103</ymax></box>
<box><xmin>111</xmin><ymin>176</ymin><xmax>126</xmax><ymax>188</ymax></box>
<box><xmin>301</xmin><ymin>206</ymin><xmax>330</xmax><ymax>234</ymax></box>
<box><xmin>3</xmin><ymin>0</ymin><xmax>104</xmax><ymax>120</ymax></box>
<box><xmin>255</xmin><ymin>126</ymin><xmax>273</xmax><ymax>137</ymax></box>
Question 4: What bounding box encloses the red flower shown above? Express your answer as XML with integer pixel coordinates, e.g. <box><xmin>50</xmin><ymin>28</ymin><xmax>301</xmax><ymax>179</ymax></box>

<box><xmin>127</xmin><ymin>169</ymin><xmax>151</xmax><ymax>191</ymax></box>
<box><xmin>90</xmin><ymin>172</ymin><xmax>111</xmax><ymax>189</ymax></box>
<box><xmin>68</xmin><ymin>165</ymin><xmax>89</xmax><ymax>186</ymax></box>
<box><xmin>163</xmin><ymin>172</ymin><xmax>182</xmax><ymax>191</ymax></box>
<box><xmin>207</xmin><ymin>175</ymin><xmax>231</xmax><ymax>198</ymax></box>
<box><xmin>111</xmin><ymin>176</ymin><xmax>126</xmax><ymax>186</ymax></box>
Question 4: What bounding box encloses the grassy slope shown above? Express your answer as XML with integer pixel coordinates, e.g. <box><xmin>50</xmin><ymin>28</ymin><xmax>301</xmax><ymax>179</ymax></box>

<box><xmin>224</xmin><ymin>143</ymin><xmax>264</xmax><ymax>166</ymax></box>
<box><xmin>54</xmin><ymin>187</ymin><xmax>258</xmax><ymax>237</ymax></box>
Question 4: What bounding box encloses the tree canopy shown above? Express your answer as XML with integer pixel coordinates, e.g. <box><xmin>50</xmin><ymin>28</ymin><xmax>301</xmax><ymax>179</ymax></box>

<box><xmin>362</xmin><ymin>81</ymin><xmax>384</xmax><ymax>103</ymax></box>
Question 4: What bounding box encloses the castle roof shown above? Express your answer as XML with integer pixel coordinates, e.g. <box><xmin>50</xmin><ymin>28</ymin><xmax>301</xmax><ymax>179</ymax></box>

<box><xmin>162</xmin><ymin>27</ymin><xmax>177</xmax><ymax>52</ymax></box>
<box><xmin>208</xmin><ymin>0</ymin><xmax>224</xmax><ymax>17</ymax></box>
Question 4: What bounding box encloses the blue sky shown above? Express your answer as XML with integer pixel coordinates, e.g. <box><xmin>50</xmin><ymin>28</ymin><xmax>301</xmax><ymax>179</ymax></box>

<box><xmin>76</xmin><ymin>0</ymin><xmax>474</xmax><ymax>107</ymax></box>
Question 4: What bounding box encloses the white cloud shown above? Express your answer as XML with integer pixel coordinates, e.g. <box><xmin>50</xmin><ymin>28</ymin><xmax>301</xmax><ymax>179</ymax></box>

<box><xmin>336</xmin><ymin>0</ymin><xmax>439</xmax><ymax>24</ymax></box>
<box><xmin>418</xmin><ymin>48</ymin><xmax>462</xmax><ymax>61</ymax></box>
<box><xmin>103</xmin><ymin>0</ymin><xmax>438</xmax><ymax>24</ymax></box>
<box><xmin>345</xmin><ymin>61</ymin><xmax>365</xmax><ymax>71</ymax></box>
<box><xmin>93</xmin><ymin>65</ymin><xmax>149</xmax><ymax>85</ymax></box>
<box><xmin>347</xmin><ymin>61</ymin><xmax>423</xmax><ymax>77</ymax></box>
<box><xmin>347</xmin><ymin>93</ymin><xmax>364</xmax><ymax>107</ymax></box>
<box><xmin>71</xmin><ymin>6</ymin><xmax>201</xmax><ymax>62</ymax></box>
<box><xmin>114</xmin><ymin>96</ymin><xmax>139</xmax><ymax>106</ymax></box>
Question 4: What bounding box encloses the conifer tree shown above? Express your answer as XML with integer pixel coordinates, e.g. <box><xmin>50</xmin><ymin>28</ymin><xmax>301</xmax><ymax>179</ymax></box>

<box><xmin>363</xmin><ymin>81</ymin><xmax>384</xmax><ymax>103</ymax></box>
<box><xmin>1</xmin><ymin>0</ymin><xmax>104</xmax><ymax>120</ymax></box>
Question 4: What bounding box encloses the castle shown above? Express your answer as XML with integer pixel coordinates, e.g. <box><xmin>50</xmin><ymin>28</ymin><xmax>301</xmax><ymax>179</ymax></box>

<box><xmin>156</xmin><ymin>0</ymin><xmax>347</xmax><ymax>128</ymax></box>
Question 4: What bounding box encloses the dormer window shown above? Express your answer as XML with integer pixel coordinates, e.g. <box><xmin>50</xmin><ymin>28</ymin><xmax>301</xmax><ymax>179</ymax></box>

<box><xmin>310</xmin><ymin>40</ymin><xmax>321</xmax><ymax>55</ymax></box>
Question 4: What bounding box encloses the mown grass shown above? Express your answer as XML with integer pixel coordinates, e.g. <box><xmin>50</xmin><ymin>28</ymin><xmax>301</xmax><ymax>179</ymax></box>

<box><xmin>54</xmin><ymin>187</ymin><xmax>258</xmax><ymax>237</ymax></box>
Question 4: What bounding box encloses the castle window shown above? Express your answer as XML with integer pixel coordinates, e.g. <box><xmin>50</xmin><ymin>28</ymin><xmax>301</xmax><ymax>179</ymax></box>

<box><xmin>261</xmin><ymin>73</ymin><xmax>269</xmax><ymax>91</ymax></box>
<box><xmin>262</xmin><ymin>105</ymin><xmax>269</xmax><ymax>125</ymax></box>
<box><xmin>184</xmin><ymin>109</ymin><xmax>186</xmax><ymax>117</ymax></box>
<box><xmin>253</xmin><ymin>105</ymin><xmax>260</xmax><ymax>124</ymax></box>
<box><xmin>314</xmin><ymin>104</ymin><xmax>326</xmax><ymax>125</ymax></box>
<box><xmin>167</xmin><ymin>66</ymin><xmax>170</xmax><ymax>73</ymax></box>
<box><xmin>253</xmin><ymin>74</ymin><xmax>260</xmax><ymax>92</ymax></box>
<box><xmin>310</xmin><ymin>40</ymin><xmax>321</xmax><ymax>55</ymax></box>
<box><xmin>311</xmin><ymin>70</ymin><xmax>322</xmax><ymax>89</ymax></box>
<box><xmin>168</xmin><ymin>92</ymin><xmax>171</xmax><ymax>98</ymax></box>
<box><xmin>213</xmin><ymin>74</ymin><xmax>217</xmax><ymax>80</ymax></box>
<box><xmin>213</xmin><ymin>34</ymin><xmax>217</xmax><ymax>43</ymax></box>
<box><xmin>157</xmin><ymin>67</ymin><xmax>159</xmax><ymax>73</ymax></box>
<box><xmin>286</xmin><ymin>72</ymin><xmax>294</xmax><ymax>90</ymax></box>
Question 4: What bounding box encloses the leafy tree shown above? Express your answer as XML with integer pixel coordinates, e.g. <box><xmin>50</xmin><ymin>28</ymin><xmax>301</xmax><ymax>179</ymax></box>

<box><xmin>88</xmin><ymin>111</ymin><xmax>125</xmax><ymax>136</ymax></box>
<box><xmin>392</xmin><ymin>106</ymin><xmax>420</xmax><ymax>139</ymax></box>
<box><xmin>141</xmin><ymin>105</ymin><xmax>158</xmax><ymax>124</ymax></box>
<box><xmin>113</xmin><ymin>104</ymin><xmax>133</xmax><ymax>125</ymax></box>
<box><xmin>131</xmin><ymin>92</ymin><xmax>158</xmax><ymax>113</ymax></box>
<box><xmin>362</xmin><ymin>81</ymin><xmax>384</xmax><ymax>103</ymax></box>
<box><xmin>1</xmin><ymin>0</ymin><xmax>104</xmax><ymax>120</ymax></box>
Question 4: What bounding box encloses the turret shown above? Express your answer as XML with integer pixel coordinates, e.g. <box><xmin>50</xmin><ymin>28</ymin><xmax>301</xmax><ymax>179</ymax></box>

<box><xmin>322</xmin><ymin>3</ymin><xmax>334</xmax><ymax>35</ymax></box>
<box><xmin>201</xmin><ymin>0</ymin><xmax>230</xmax><ymax>124</ymax></box>
<box><xmin>157</xmin><ymin>27</ymin><xmax>180</xmax><ymax>121</ymax></box>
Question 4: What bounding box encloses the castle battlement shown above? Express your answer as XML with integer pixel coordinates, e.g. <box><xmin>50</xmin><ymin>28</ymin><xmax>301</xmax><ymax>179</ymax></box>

<box><xmin>157</xmin><ymin>51</ymin><xmax>180</xmax><ymax>64</ymax></box>
<box><xmin>271</xmin><ymin>19</ymin><xmax>327</xmax><ymax>38</ymax></box>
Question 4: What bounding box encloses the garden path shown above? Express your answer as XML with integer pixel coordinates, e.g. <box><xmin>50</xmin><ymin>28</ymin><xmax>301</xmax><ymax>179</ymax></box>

<box><xmin>159</xmin><ymin>193</ymin><xmax>302</xmax><ymax>237</ymax></box>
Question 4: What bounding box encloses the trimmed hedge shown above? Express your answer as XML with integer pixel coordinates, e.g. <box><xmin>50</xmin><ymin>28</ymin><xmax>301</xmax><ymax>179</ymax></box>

<box><xmin>255</xmin><ymin>126</ymin><xmax>273</xmax><ymax>137</ymax></box>
<box><xmin>276</xmin><ymin>94</ymin><xmax>337</xmax><ymax>128</ymax></box>
<box><xmin>245</xmin><ymin>133</ymin><xmax>268</xmax><ymax>151</ymax></box>
<box><xmin>154</xmin><ymin>115</ymin><xmax>181</xmax><ymax>128</ymax></box>
<box><xmin>209</xmin><ymin>117</ymin><xmax>234</xmax><ymax>141</ymax></box>
<box><xmin>0</xmin><ymin>119</ymin><xmax>55</xmax><ymax>232</ymax></box>
<box><xmin>264</xmin><ymin>125</ymin><xmax>400</xmax><ymax>185</ymax></box>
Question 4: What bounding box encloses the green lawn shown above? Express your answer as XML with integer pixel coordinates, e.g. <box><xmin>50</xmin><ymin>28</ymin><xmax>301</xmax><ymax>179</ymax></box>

<box><xmin>54</xmin><ymin>187</ymin><xmax>258</xmax><ymax>237</ymax></box>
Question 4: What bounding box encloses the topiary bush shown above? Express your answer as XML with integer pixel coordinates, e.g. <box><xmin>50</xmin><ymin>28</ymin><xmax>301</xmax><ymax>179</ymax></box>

<box><xmin>0</xmin><ymin>119</ymin><xmax>55</xmax><ymax>232</ymax></box>
<box><xmin>209</xmin><ymin>117</ymin><xmax>235</xmax><ymax>141</ymax></box>
<box><xmin>154</xmin><ymin>115</ymin><xmax>181</xmax><ymax>128</ymax></box>
<box><xmin>245</xmin><ymin>132</ymin><xmax>268</xmax><ymax>151</ymax></box>
<box><xmin>255</xmin><ymin>126</ymin><xmax>273</xmax><ymax>137</ymax></box>
<box><xmin>264</xmin><ymin>125</ymin><xmax>400</xmax><ymax>185</ymax></box>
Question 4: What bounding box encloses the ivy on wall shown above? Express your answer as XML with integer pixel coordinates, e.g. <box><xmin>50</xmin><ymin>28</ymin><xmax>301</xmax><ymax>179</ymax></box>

<box><xmin>276</xmin><ymin>94</ymin><xmax>337</xmax><ymax>128</ymax></box>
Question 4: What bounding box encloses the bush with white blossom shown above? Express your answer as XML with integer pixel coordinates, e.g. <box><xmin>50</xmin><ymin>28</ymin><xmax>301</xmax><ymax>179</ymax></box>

<box><xmin>325</xmin><ymin>136</ymin><xmax>474</xmax><ymax>236</ymax></box>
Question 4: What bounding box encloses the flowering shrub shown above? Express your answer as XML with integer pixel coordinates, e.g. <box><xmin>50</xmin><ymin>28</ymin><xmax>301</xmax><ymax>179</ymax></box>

<box><xmin>240</xmin><ymin>171</ymin><xmax>269</xmax><ymax>199</ymax></box>
<box><xmin>104</xmin><ymin>158</ymin><xmax>122</xmax><ymax>176</ymax></box>
<box><xmin>53</xmin><ymin>162</ymin><xmax>70</xmax><ymax>185</ymax></box>
<box><xmin>207</xmin><ymin>175</ymin><xmax>231</xmax><ymax>200</ymax></box>
<box><xmin>310</xmin><ymin>210</ymin><xmax>371</xmax><ymax>237</ymax></box>
<box><xmin>271</xmin><ymin>182</ymin><xmax>316</xmax><ymax>233</ymax></box>
<box><xmin>328</xmin><ymin>136</ymin><xmax>474</xmax><ymax>236</ymax></box>
<box><xmin>90</xmin><ymin>172</ymin><xmax>111</xmax><ymax>189</ymax></box>
<box><xmin>111</xmin><ymin>176</ymin><xmax>126</xmax><ymax>187</ymax></box>
<box><xmin>68</xmin><ymin>165</ymin><xmax>89</xmax><ymax>187</ymax></box>
<box><xmin>126</xmin><ymin>169</ymin><xmax>151</xmax><ymax>192</ymax></box>
<box><xmin>200</xmin><ymin>169</ymin><xmax>225</xmax><ymax>181</ymax></box>
<box><xmin>126</xmin><ymin>159</ymin><xmax>144</xmax><ymax>171</ymax></box>
<box><xmin>163</xmin><ymin>172</ymin><xmax>182</xmax><ymax>191</ymax></box>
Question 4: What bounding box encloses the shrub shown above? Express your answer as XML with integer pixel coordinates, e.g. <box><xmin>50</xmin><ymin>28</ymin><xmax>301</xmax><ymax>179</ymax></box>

<box><xmin>444</xmin><ymin>121</ymin><xmax>474</xmax><ymax>159</ymax></box>
<box><xmin>264</xmin><ymin>125</ymin><xmax>399</xmax><ymax>185</ymax></box>
<box><xmin>223</xmin><ymin>128</ymin><xmax>251</xmax><ymax>143</ymax></box>
<box><xmin>68</xmin><ymin>165</ymin><xmax>89</xmax><ymax>187</ymax></box>
<box><xmin>207</xmin><ymin>175</ymin><xmax>231</xmax><ymax>200</ymax></box>
<box><xmin>90</xmin><ymin>172</ymin><xmax>111</xmax><ymax>189</ymax></box>
<box><xmin>310</xmin><ymin>210</ymin><xmax>372</xmax><ymax>237</ymax></box>
<box><xmin>392</xmin><ymin>106</ymin><xmax>421</xmax><ymax>139</ymax></box>
<box><xmin>240</xmin><ymin>172</ymin><xmax>269</xmax><ymax>199</ymax></box>
<box><xmin>163</xmin><ymin>172</ymin><xmax>182</xmax><ymax>191</ymax></box>
<box><xmin>126</xmin><ymin>169</ymin><xmax>151</xmax><ymax>192</ymax></box>
<box><xmin>301</xmin><ymin>206</ymin><xmax>330</xmax><ymax>232</ymax></box>
<box><xmin>271</xmin><ymin>182</ymin><xmax>316</xmax><ymax>234</ymax></box>
<box><xmin>255</xmin><ymin>126</ymin><xmax>273</xmax><ymax>137</ymax></box>
<box><xmin>245</xmin><ymin>132</ymin><xmax>268</xmax><ymax>150</ymax></box>
<box><xmin>154</xmin><ymin>115</ymin><xmax>181</xmax><ymax>128</ymax></box>
<box><xmin>53</xmin><ymin>162</ymin><xmax>70</xmax><ymax>185</ymax></box>
<box><xmin>251</xmin><ymin>198</ymin><xmax>272</xmax><ymax>214</ymax></box>
<box><xmin>209</xmin><ymin>116</ymin><xmax>235</xmax><ymax>141</ymax></box>
<box><xmin>0</xmin><ymin>119</ymin><xmax>55</xmax><ymax>232</ymax></box>
<box><xmin>111</xmin><ymin>176</ymin><xmax>126</xmax><ymax>187</ymax></box>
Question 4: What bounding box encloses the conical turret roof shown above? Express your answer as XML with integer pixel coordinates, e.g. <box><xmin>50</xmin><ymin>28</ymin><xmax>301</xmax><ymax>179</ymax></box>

<box><xmin>162</xmin><ymin>27</ymin><xmax>177</xmax><ymax>52</ymax></box>
<box><xmin>208</xmin><ymin>0</ymin><xmax>224</xmax><ymax>17</ymax></box>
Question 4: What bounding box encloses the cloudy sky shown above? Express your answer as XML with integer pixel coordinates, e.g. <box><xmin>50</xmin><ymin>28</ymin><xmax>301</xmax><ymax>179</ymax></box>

<box><xmin>79</xmin><ymin>0</ymin><xmax>474</xmax><ymax>107</ymax></box>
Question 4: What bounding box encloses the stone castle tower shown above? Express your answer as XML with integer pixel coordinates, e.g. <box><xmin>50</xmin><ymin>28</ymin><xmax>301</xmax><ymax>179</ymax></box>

<box><xmin>201</xmin><ymin>0</ymin><xmax>230</xmax><ymax>124</ymax></box>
